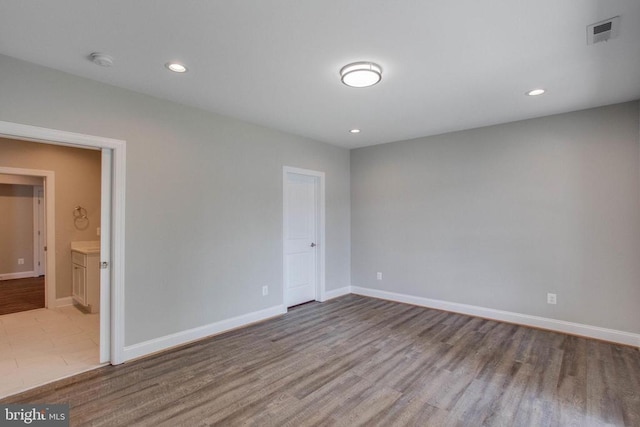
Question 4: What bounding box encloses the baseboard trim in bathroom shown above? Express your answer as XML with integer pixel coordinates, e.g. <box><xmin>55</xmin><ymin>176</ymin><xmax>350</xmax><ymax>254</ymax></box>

<box><xmin>55</xmin><ymin>297</ymin><xmax>73</xmax><ymax>308</ymax></box>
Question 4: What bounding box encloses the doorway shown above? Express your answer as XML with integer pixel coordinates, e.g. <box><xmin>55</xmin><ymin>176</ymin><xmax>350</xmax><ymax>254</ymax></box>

<box><xmin>0</xmin><ymin>178</ymin><xmax>46</xmax><ymax>315</ymax></box>
<box><xmin>283</xmin><ymin>166</ymin><xmax>325</xmax><ymax>307</ymax></box>
<box><xmin>0</xmin><ymin>120</ymin><xmax>126</xmax><ymax>366</ymax></box>
<box><xmin>0</xmin><ymin>168</ymin><xmax>55</xmax><ymax>309</ymax></box>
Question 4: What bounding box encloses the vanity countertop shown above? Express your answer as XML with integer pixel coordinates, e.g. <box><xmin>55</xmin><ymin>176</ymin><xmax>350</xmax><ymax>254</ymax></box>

<box><xmin>72</xmin><ymin>247</ymin><xmax>100</xmax><ymax>255</ymax></box>
<box><xmin>71</xmin><ymin>241</ymin><xmax>100</xmax><ymax>255</ymax></box>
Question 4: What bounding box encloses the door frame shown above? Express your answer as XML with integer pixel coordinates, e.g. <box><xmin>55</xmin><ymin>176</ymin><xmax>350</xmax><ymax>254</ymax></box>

<box><xmin>0</xmin><ymin>120</ymin><xmax>126</xmax><ymax>365</ymax></box>
<box><xmin>33</xmin><ymin>185</ymin><xmax>45</xmax><ymax>277</ymax></box>
<box><xmin>0</xmin><ymin>168</ymin><xmax>54</xmax><ymax>289</ymax></box>
<box><xmin>282</xmin><ymin>166</ymin><xmax>326</xmax><ymax>305</ymax></box>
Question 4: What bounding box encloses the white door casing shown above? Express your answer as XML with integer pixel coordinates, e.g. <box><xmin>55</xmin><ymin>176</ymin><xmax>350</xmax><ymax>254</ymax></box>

<box><xmin>34</xmin><ymin>186</ymin><xmax>45</xmax><ymax>276</ymax></box>
<box><xmin>283</xmin><ymin>166</ymin><xmax>326</xmax><ymax>307</ymax></box>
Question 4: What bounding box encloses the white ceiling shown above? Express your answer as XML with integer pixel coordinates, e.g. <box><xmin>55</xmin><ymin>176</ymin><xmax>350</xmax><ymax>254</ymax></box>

<box><xmin>1</xmin><ymin>1</ymin><xmax>639</xmax><ymax>148</ymax></box>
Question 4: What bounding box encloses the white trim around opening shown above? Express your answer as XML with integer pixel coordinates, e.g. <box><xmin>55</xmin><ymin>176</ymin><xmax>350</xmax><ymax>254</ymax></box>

<box><xmin>0</xmin><ymin>120</ymin><xmax>126</xmax><ymax>365</ymax></box>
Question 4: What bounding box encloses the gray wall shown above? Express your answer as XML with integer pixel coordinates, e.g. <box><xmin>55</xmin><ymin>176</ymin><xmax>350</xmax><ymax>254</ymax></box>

<box><xmin>352</xmin><ymin>102</ymin><xmax>640</xmax><ymax>334</ymax></box>
<box><xmin>0</xmin><ymin>54</ymin><xmax>351</xmax><ymax>346</ymax></box>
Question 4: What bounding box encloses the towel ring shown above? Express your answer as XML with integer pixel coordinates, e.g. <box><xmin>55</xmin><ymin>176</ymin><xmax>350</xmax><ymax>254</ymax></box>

<box><xmin>73</xmin><ymin>206</ymin><xmax>88</xmax><ymax>219</ymax></box>
<box><xmin>73</xmin><ymin>206</ymin><xmax>90</xmax><ymax>230</ymax></box>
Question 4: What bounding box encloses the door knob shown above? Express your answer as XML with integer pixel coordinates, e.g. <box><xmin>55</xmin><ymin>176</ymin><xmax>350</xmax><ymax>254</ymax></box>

<box><xmin>310</xmin><ymin>242</ymin><xmax>316</xmax><ymax>247</ymax></box>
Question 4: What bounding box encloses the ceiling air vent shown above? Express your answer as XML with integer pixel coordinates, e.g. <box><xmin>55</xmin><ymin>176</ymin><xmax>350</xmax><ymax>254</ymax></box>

<box><xmin>587</xmin><ymin>16</ymin><xmax>620</xmax><ymax>45</ymax></box>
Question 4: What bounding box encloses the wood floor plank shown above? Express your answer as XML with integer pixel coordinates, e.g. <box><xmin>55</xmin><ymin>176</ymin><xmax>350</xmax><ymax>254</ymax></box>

<box><xmin>2</xmin><ymin>294</ymin><xmax>639</xmax><ymax>426</ymax></box>
<box><xmin>0</xmin><ymin>276</ymin><xmax>44</xmax><ymax>315</ymax></box>
<box><xmin>270</xmin><ymin>374</ymin><xmax>366</xmax><ymax>426</ymax></box>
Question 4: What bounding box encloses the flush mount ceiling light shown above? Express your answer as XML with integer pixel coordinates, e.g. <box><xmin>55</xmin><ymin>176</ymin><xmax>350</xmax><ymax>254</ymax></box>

<box><xmin>340</xmin><ymin>62</ymin><xmax>382</xmax><ymax>88</ymax></box>
<box><xmin>349</xmin><ymin>129</ymin><xmax>361</xmax><ymax>134</ymax></box>
<box><xmin>90</xmin><ymin>52</ymin><xmax>113</xmax><ymax>67</ymax></box>
<box><xmin>526</xmin><ymin>88</ymin><xmax>546</xmax><ymax>96</ymax></box>
<box><xmin>165</xmin><ymin>62</ymin><xmax>188</xmax><ymax>73</ymax></box>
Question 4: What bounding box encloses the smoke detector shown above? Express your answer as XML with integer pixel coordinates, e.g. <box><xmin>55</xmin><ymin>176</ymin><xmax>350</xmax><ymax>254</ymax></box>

<box><xmin>90</xmin><ymin>52</ymin><xmax>114</xmax><ymax>67</ymax></box>
<box><xmin>587</xmin><ymin>16</ymin><xmax>620</xmax><ymax>45</ymax></box>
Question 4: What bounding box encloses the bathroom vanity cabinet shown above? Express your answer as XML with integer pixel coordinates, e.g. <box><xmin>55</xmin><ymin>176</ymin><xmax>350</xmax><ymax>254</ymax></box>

<box><xmin>71</xmin><ymin>246</ymin><xmax>100</xmax><ymax>313</ymax></box>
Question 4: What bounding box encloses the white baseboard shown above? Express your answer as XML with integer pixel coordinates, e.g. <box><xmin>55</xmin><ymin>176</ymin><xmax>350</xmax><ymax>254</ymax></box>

<box><xmin>323</xmin><ymin>286</ymin><xmax>352</xmax><ymax>301</ymax></box>
<box><xmin>0</xmin><ymin>271</ymin><xmax>37</xmax><ymax>281</ymax></box>
<box><xmin>123</xmin><ymin>304</ymin><xmax>287</xmax><ymax>362</ymax></box>
<box><xmin>351</xmin><ymin>286</ymin><xmax>640</xmax><ymax>348</ymax></box>
<box><xmin>55</xmin><ymin>297</ymin><xmax>73</xmax><ymax>307</ymax></box>
<box><xmin>121</xmin><ymin>286</ymin><xmax>639</xmax><ymax>364</ymax></box>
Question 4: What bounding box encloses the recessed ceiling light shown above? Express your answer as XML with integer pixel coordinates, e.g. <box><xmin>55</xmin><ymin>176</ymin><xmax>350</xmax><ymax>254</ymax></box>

<box><xmin>349</xmin><ymin>129</ymin><xmax>361</xmax><ymax>134</ymax></box>
<box><xmin>90</xmin><ymin>52</ymin><xmax>113</xmax><ymax>67</ymax></box>
<box><xmin>526</xmin><ymin>88</ymin><xmax>546</xmax><ymax>96</ymax></box>
<box><xmin>340</xmin><ymin>62</ymin><xmax>382</xmax><ymax>88</ymax></box>
<box><xmin>165</xmin><ymin>62</ymin><xmax>188</xmax><ymax>73</ymax></box>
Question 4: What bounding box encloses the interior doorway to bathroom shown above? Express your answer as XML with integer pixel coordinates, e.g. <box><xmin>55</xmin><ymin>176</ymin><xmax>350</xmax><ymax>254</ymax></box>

<box><xmin>0</xmin><ymin>142</ymin><xmax>101</xmax><ymax>312</ymax></box>
<box><xmin>0</xmin><ymin>139</ymin><xmax>104</xmax><ymax>397</ymax></box>
<box><xmin>0</xmin><ymin>120</ymin><xmax>126</xmax><ymax>396</ymax></box>
<box><xmin>0</xmin><ymin>123</ymin><xmax>125</xmax><ymax>366</ymax></box>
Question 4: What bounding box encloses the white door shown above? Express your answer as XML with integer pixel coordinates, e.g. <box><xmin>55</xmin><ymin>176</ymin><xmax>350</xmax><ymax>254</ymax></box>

<box><xmin>284</xmin><ymin>169</ymin><xmax>321</xmax><ymax>307</ymax></box>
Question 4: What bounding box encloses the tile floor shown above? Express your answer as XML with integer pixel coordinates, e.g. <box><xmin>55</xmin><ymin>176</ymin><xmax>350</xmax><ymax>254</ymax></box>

<box><xmin>0</xmin><ymin>305</ymin><xmax>101</xmax><ymax>398</ymax></box>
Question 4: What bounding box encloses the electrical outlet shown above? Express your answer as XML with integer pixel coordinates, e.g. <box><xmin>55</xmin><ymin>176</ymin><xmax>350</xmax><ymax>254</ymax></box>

<box><xmin>547</xmin><ymin>293</ymin><xmax>557</xmax><ymax>305</ymax></box>
<box><xmin>18</xmin><ymin>258</ymin><xmax>24</xmax><ymax>265</ymax></box>
<box><xmin>376</xmin><ymin>272</ymin><xmax>383</xmax><ymax>280</ymax></box>
<box><xmin>262</xmin><ymin>286</ymin><xmax>269</xmax><ymax>296</ymax></box>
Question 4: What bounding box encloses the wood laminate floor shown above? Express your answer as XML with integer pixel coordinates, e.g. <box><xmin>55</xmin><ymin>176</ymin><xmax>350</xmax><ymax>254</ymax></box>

<box><xmin>2</xmin><ymin>295</ymin><xmax>639</xmax><ymax>426</ymax></box>
<box><xmin>0</xmin><ymin>276</ymin><xmax>45</xmax><ymax>315</ymax></box>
